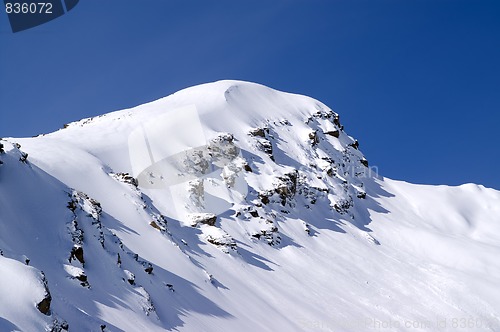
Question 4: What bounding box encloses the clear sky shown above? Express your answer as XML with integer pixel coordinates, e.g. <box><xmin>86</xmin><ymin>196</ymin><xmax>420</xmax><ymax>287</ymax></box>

<box><xmin>1</xmin><ymin>0</ymin><xmax>499</xmax><ymax>189</ymax></box>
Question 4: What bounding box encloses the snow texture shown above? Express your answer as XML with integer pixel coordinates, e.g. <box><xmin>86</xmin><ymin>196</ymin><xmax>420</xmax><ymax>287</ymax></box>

<box><xmin>0</xmin><ymin>81</ymin><xmax>499</xmax><ymax>331</ymax></box>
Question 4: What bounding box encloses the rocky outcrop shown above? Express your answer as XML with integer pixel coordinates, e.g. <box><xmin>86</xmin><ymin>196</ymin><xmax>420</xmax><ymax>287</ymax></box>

<box><xmin>19</xmin><ymin>151</ymin><xmax>29</xmax><ymax>163</ymax></box>
<box><xmin>256</xmin><ymin>139</ymin><xmax>273</xmax><ymax>161</ymax></box>
<box><xmin>188</xmin><ymin>213</ymin><xmax>217</xmax><ymax>227</ymax></box>
<box><xmin>110</xmin><ymin>172</ymin><xmax>138</xmax><ymax>187</ymax></box>
<box><xmin>69</xmin><ymin>246</ymin><xmax>84</xmax><ymax>265</ymax></box>
<box><xmin>50</xmin><ymin>319</ymin><xmax>69</xmax><ymax>331</ymax></box>
<box><xmin>324</xmin><ymin>129</ymin><xmax>340</xmax><ymax>138</ymax></box>
<box><xmin>208</xmin><ymin>133</ymin><xmax>239</xmax><ymax>163</ymax></box>
<box><xmin>249</xmin><ymin>127</ymin><xmax>269</xmax><ymax>138</ymax></box>
<box><xmin>124</xmin><ymin>270</ymin><xmax>135</xmax><ymax>285</ymax></box>
<box><xmin>36</xmin><ymin>272</ymin><xmax>52</xmax><ymax>316</ymax></box>
<box><xmin>249</xmin><ymin>127</ymin><xmax>274</xmax><ymax>161</ymax></box>
<box><xmin>258</xmin><ymin>171</ymin><xmax>298</xmax><ymax>207</ymax></box>
<box><xmin>308</xmin><ymin>130</ymin><xmax>320</xmax><ymax>145</ymax></box>
<box><xmin>275</xmin><ymin>172</ymin><xmax>298</xmax><ymax>205</ymax></box>
<box><xmin>204</xmin><ymin>232</ymin><xmax>237</xmax><ymax>253</ymax></box>
<box><xmin>251</xmin><ymin>224</ymin><xmax>281</xmax><ymax>246</ymax></box>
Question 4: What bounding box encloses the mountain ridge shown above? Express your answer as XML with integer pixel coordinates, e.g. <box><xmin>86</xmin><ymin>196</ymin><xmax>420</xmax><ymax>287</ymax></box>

<box><xmin>0</xmin><ymin>81</ymin><xmax>499</xmax><ymax>331</ymax></box>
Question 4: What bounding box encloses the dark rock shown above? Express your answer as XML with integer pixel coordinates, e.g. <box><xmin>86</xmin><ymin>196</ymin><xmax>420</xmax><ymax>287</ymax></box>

<box><xmin>259</xmin><ymin>193</ymin><xmax>270</xmax><ymax>205</ymax></box>
<box><xmin>249</xmin><ymin>127</ymin><xmax>268</xmax><ymax>138</ymax></box>
<box><xmin>150</xmin><ymin>221</ymin><xmax>161</xmax><ymax>230</ymax></box>
<box><xmin>189</xmin><ymin>213</ymin><xmax>217</xmax><ymax>227</ymax></box>
<box><xmin>51</xmin><ymin>319</ymin><xmax>69</xmax><ymax>331</ymax></box>
<box><xmin>70</xmin><ymin>246</ymin><xmax>84</xmax><ymax>265</ymax></box>
<box><xmin>304</xmin><ymin>223</ymin><xmax>311</xmax><ymax>235</ymax></box>
<box><xmin>124</xmin><ymin>270</ymin><xmax>135</xmax><ymax>285</ymax></box>
<box><xmin>326</xmin><ymin>167</ymin><xmax>334</xmax><ymax>177</ymax></box>
<box><xmin>113</xmin><ymin>173</ymin><xmax>138</xmax><ymax>187</ymax></box>
<box><xmin>75</xmin><ymin>274</ymin><xmax>87</xmax><ymax>282</ymax></box>
<box><xmin>211</xmin><ymin>132</ymin><xmax>234</xmax><ymax>143</ymax></box>
<box><xmin>145</xmin><ymin>264</ymin><xmax>153</xmax><ymax>274</ymax></box>
<box><xmin>253</xmin><ymin>227</ymin><xmax>281</xmax><ymax>246</ymax></box>
<box><xmin>308</xmin><ymin>131</ymin><xmax>319</xmax><ymax>145</ymax></box>
<box><xmin>275</xmin><ymin>171</ymin><xmax>298</xmax><ymax>205</ymax></box>
<box><xmin>325</xmin><ymin>130</ymin><xmax>340</xmax><ymax>138</ymax></box>
<box><xmin>257</xmin><ymin>140</ymin><xmax>273</xmax><ymax>159</ymax></box>
<box><xmin>19</xmin><ymin>152</ymin><xmax>28</xmax><ymax>163</ymax></box>
<box><xmin>37</xmin><ymin>297</ymin><xmax>51</xmax><ymax>315</ymax></box>
<box><xmin>313</xmin><ymin>109</ymin><xmax>334</xmax><ymax>120</ymax></box>
<box><xmin>249</xmin><ymin>210</ymin><xmax>259</xmax><ymax>218</ymax></box>
<box><xmin>333</xmin><ymin>198</ymin><xmax>354</xmax><ymax>214</ymax></box>
<box><xmin>333</xmin><ymin>115</ymin><xmax>341</xmax><ymax>128</ymax></box>
<box><xmin>37</xmin><ymin>273</ymin><xmax>52</xmax><ymax>316</ymax></box>
<box><xmin>360</xmin><ymin>158</ymin><xmax>369</xmax><ymax>167</ymax></box>
<box><xmin>75</xmin><ymin>273</ymin><xmax>89</xmax><ymax>287</ymax></box>
<box><xmin>67</xmin><ymin>201</ymin><xmax>77</xmax><ymax>212</ymax></box>
<box><xmin>205</xmin><ymin>235</ymin><xmax>237</xmax><ymax>251</ymax></box>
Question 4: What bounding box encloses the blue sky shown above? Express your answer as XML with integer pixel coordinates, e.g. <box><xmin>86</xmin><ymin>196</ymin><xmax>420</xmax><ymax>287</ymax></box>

<box><xmin>1</xmin><ymin>0</ymin><xmax>499</xmax><ymax>189</ymax></box>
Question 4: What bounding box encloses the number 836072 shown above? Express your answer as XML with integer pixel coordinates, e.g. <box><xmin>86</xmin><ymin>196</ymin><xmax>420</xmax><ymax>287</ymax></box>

<box><xmin>5</xmin><ymin>2</ymin><xmax>53</xmax><ymax>14</ymax></box>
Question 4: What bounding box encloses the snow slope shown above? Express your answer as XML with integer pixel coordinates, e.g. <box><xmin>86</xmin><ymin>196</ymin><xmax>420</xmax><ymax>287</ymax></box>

<box><xmin>0</xmin><ymin>80</ymin><xmax>499</xmax><ymax>331</ymax></box>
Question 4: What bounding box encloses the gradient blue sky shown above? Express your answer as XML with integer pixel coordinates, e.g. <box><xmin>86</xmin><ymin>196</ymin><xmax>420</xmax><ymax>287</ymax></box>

<box><xmin>1</xmin><ymin>0</ymin><xmax>499</xmax><ymax>189</ymax></box>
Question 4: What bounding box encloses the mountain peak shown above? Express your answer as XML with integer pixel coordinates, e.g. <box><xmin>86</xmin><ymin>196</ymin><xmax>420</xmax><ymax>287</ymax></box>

<box><xmin>1</xmin><ymin>82</ymin><xmax>499</xmax><ymax>331</ymax></box>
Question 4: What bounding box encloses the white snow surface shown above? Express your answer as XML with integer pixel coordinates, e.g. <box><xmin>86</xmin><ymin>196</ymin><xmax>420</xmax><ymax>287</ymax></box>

<box><xmin>0</xmin><ymin>80</ymin><xmax>499</xmax><ymax>331</ymax></box>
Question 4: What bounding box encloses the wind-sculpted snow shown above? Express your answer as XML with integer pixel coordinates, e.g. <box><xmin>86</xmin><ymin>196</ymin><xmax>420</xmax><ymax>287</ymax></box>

<box><xmin>0</xmin><ymin>81</ymin><xmax>499</xmax><ymax>331</ymax></box>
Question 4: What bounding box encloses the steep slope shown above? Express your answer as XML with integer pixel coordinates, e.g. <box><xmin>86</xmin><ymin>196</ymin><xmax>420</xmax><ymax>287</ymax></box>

<box><xmin>0</xmin><ymin>81</ymin><xmax>499</xmax><ymax>331</ymax></box>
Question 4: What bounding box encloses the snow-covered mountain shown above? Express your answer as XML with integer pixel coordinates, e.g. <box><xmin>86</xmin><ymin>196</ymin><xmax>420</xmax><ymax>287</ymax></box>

<box><xmin>1</xmin><ymin>81</ymin><xmax>499</xmax><ymax>332</ymax></box>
